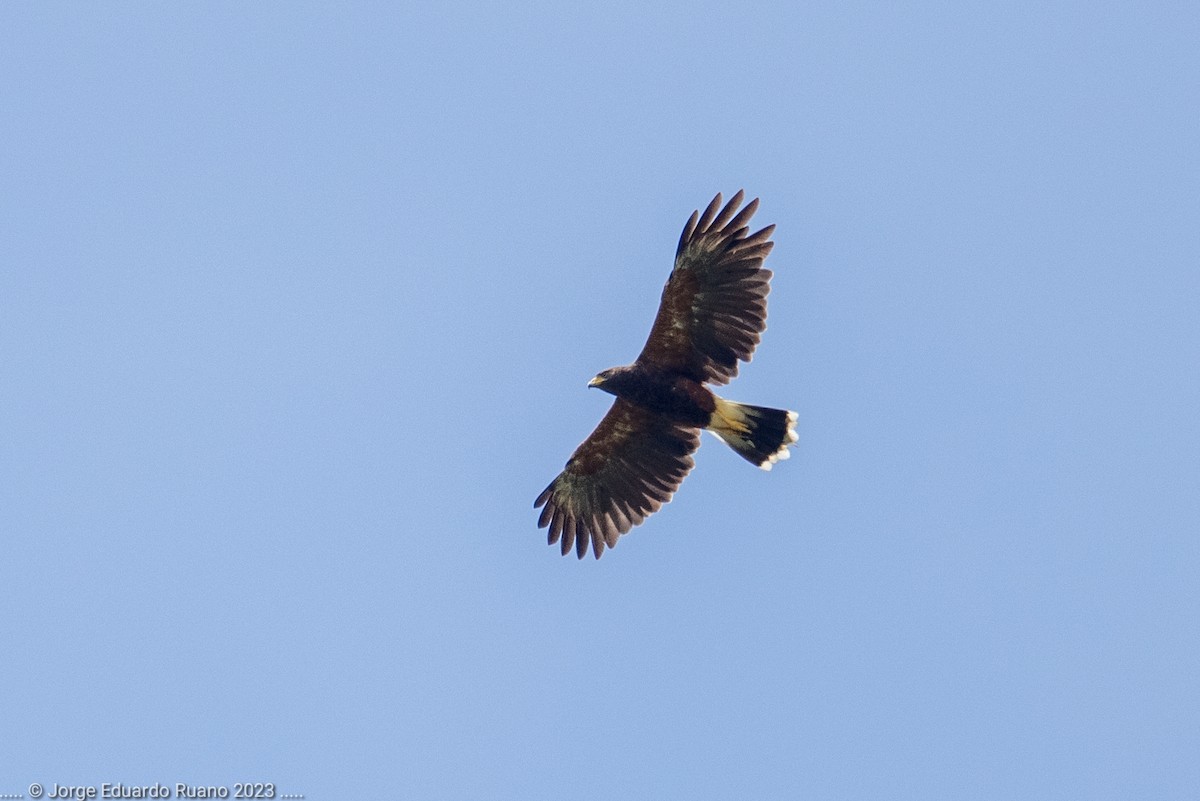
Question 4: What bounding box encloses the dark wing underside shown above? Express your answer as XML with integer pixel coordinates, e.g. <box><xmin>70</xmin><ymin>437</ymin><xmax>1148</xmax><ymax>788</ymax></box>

<box><xmin>636</xmin><ymin>190</ymin><xmax>776</xmax><ymax>386</ymax></box>
<box><xmin>535</xmin><ymin>398</ymin><xmax>700</xmax><ymax>559</ymax></box>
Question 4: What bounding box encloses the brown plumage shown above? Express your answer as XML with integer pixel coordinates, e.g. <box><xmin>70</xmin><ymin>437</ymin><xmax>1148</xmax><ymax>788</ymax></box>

<box><xmin>535</xmin><ymin>191</ymin><xmax>798</xmax><ymax>559</ymax></box>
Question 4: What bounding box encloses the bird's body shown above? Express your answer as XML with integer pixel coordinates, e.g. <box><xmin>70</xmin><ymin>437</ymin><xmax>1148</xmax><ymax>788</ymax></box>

<box><xmin>535</xmin><ymin>191</ymin><xmax>797</xmax><ymax>559</ymax></box>
<box><xmin>589</xmin><ymin>365</ymin><xmax>714</xmax><ymax>427</ymax></box>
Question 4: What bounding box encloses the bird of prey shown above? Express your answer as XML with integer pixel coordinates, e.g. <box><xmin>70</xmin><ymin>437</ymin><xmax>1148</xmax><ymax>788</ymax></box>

<box><xmin>535</xmin><ymin>191</ymin><xmax>797</xmax><ymax>559</ymax></box>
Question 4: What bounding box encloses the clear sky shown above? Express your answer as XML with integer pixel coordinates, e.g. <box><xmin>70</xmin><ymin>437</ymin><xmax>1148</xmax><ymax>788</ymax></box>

<box><xmin>3</xmin><ymin>2</ymin><xmax>1197</xmax><ymax>799</ymax></box>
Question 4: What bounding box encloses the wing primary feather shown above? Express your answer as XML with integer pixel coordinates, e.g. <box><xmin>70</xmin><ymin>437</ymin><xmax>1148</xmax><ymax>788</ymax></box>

<box><xmin>725</xmin><ymin>226</ymin><xmax>751</xmax><ymax>246</ymax></box>
<box><xmin>575</xmin><ymin>521</ymin><xmax>590</xmax><ymax>559</ymax></box>
<box><xmin>561</xmin><ymin>516</ymin><xmax>577</xmax><ymax>557</ymax></box>
<box><xmin>709</xmin><ymin>190</ymin><xmax>746</xmax><ymax>231</ymax></box>
<box><xmin>591</xmin><ymin>529</ymin><xmax>606</xmax><ymax>559</ymax></box>
<box><xmin>537</xmin><ymin>500</ymin><xmax>554</xmax><ymax>529</ymax></box>
<box><xmin>728</xmin><ymin>243</ymin><xmax>773</xmax><ymax>261</ymax></box>
<box><xmin>602</xmin><ymin>516</ymin><xmax>621</xmax><ymax>548</ymax></box>
<box><xmin>695</xmin><ymin>193</ymin><xmax>722</xmax><ymax>233</ymax></box>
<box><xmin>609</xmin><ymin>504</ymin><xmax>631</xmax><ymax>536</ymax></box>
<box><xmin>677</xmin><ymin>210</ymin><xmax>699</xmax><ymax>257</ymax></box>
<box><xmin>724</xmin><ymin>196</ymin><xmax>759</xmax><ymax>233</ymax></box>
<box><xmin>738</xmin><ymin>224</ymin><xmax>775</xmax><ymax>247</ymax></box>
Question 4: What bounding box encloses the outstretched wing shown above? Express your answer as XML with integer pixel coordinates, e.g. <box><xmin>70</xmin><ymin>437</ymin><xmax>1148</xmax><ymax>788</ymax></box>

<box><xmin>636</xmin><ymin>190</ymin><xmax>776</xmax><ymax>386</ymax></box>
<box><xmin>535</xmin><ymin>399</ymin><xmax>700</xmax><ymax>559</ymax></box>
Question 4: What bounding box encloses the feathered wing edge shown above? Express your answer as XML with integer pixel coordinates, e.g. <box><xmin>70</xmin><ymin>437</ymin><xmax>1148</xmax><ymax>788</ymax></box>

<box><xmin>534</xmin><ymin>400</ymin><xmax>699</xmax><ymax>559</ymax></box>
<box><xmin>642</xmin><ymin>191</ymin><xmax>777</xmax><ymax>386</ymax></box>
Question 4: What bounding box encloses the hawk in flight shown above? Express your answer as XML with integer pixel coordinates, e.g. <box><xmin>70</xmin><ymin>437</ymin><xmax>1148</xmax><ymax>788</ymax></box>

<box><xmin>535</xmin><ymin>191</ymin><xmax>797</xmax><ymax>558</ymax></box>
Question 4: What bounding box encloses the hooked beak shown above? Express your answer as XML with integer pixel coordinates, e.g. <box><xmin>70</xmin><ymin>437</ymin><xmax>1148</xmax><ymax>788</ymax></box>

<box><xmin>587</xmin><ymin>375</ymin><xmax>604</xmax><ymax>388</ymax></box>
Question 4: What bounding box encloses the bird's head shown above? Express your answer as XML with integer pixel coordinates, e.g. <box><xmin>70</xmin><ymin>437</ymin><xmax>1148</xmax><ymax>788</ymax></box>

<box><xmin>587</xmin><ymin>366</ymin><xmax>626</xmax><ymax>395</ymax></box>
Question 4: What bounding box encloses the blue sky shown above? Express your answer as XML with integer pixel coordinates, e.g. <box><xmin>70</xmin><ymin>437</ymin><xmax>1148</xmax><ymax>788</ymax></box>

<box><xmin>3</xmin><ymin>2</ymin><xmax>1197</xmax><ymax>799</ymax></box>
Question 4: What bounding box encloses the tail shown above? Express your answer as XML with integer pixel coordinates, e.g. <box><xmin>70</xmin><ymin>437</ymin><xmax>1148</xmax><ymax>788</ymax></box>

<box><xmin>707</xmin><ymin>397</ymin><xmax>799</xmax><ymax>470</ymax></box>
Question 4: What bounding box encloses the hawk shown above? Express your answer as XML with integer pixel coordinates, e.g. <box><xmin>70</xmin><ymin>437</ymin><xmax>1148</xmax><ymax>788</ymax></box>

<box><xmin>535</xmin><ymin>191</ymin><xmax>797</xmax><ymax>558</ymax></box>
